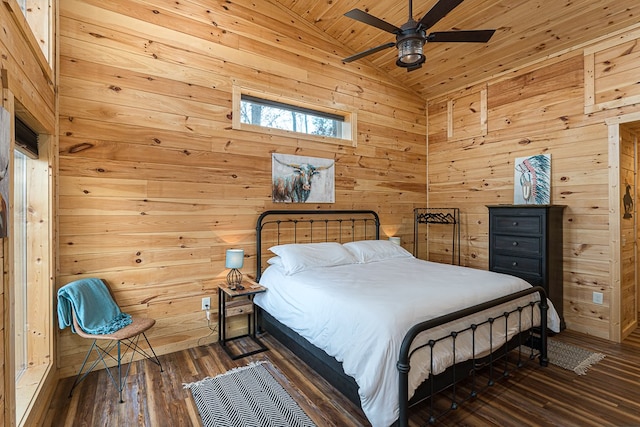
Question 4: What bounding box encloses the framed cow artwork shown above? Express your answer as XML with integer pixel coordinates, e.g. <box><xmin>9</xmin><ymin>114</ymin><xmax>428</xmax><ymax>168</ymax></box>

<box><xmin>272</xmin><ymin>153</ymin><xmax>335</xmax><ymax>203</ymax></box>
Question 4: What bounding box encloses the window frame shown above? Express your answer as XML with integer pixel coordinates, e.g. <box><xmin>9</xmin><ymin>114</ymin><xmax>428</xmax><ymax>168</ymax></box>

<box><xmin>11</xmin><ymin>123</ymin><xmax>53</xmax><ymax>427</ymax></box>
<box><xmin>232</xmin><ymin>83</ymin><xmax>358</xmax><ymax>147</ymax></box>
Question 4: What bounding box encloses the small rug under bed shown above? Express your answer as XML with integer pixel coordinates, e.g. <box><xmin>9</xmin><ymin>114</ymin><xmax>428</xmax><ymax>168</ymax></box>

<box><xmin>545</xmin><ymin>337</ymin><xmax>605</xmax><ymax>375</ymax></box>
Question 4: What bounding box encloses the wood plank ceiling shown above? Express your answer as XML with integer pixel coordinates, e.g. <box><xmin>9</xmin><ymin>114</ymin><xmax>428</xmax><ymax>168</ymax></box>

<box><xmin>273</xmin><ymin>0</ymin><xmax>640</xmax><ymax>100</ymax></box>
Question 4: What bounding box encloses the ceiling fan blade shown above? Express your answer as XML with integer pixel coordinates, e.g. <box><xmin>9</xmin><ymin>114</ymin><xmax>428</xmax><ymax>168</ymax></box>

<box><xmin>428</xmin><ymin>29</ymin><xmax>496</xmax><ymax>43</ymax></box>
<box><xmin>343</xmin><ymin>42</ymin><xmax>396</xmax><ymax>63</ymax></box>
<box><xmin>344</xmin><ymin>9</ymin><xmax>402</xmax><ymax>34</ymax></box>
<box><xmin>418</xmin><ymin>0</ymin><xmax>465</xmax><ymax>31</ymax></box>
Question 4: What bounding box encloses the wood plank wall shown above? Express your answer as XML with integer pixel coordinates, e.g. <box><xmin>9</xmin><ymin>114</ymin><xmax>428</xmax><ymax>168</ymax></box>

<box><xmin>427</xmin><ymin>32</ymin><xmax>640</xmax><ymax>340</ymax></box>
<box><xmin>1</xmin><ymin>0</ymin><xmax>57</xmax><ymax>425</ymax></box>
<box><xmin>56</xmin><ymin>0</ymin><xmax>427</xmax><ymax>377</ymax></box>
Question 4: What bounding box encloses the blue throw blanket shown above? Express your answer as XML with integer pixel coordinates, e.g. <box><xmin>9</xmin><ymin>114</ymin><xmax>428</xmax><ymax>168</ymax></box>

<box><xmin>57</xmin><ymin>278</ymin><xmax>132</xmax><ymax>334</ymax></box>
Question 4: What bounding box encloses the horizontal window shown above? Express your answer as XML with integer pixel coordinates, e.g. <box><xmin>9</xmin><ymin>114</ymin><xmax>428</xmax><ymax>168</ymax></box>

<box><xmin>232</xmin><ymin>84</ymin><xmax>357</xmax><ymax>147</ymax></box>
<box><xmin>241</xmin><ymin>95</ymin><xmax>343</xmax><ymax>139</ymax></box>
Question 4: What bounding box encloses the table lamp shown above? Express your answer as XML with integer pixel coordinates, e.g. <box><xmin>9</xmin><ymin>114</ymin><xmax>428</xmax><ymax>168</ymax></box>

<box><xmin>225</xmin><ymin>249</ymin><xmax>244</xmax><ymax>290</ymax></box>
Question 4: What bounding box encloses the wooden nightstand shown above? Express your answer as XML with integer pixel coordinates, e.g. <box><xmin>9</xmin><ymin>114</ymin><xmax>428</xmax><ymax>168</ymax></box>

<box><xmin>217</xmin><ymin>278</ymin><xmax>268</xmax><ymax>359</ymax></box>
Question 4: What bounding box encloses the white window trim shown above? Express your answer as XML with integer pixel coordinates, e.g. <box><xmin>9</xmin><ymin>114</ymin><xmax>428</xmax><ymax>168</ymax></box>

<box><xmin>232</xmin><ymin>82</ymin><xmax>358</xmax><ymax>148</ymax></box>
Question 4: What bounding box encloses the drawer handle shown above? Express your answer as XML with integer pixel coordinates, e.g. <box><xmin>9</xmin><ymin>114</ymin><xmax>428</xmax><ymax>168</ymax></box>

<box><xmin>512</xmin><ymin>261</ymin><xmax>518</xmax><ymax>267</ymax></box>
<box><xmin>512</xmin><ymin>241</ymin><xmax>518</xmax><ymax>246</ymax></box>
<box><xmin>512</xmin><ymin>221</ymin><xmax>518</xmax><ymax>226</ymax></box>
<box><xmin>238</xmin><ymin>309</ymin><xmax>244</xmax><ymax>313</ymax></box>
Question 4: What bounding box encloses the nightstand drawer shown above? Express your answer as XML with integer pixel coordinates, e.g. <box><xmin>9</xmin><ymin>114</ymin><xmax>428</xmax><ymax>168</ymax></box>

<box><xmin>492</xmin><ymin>254</ymin><xmax>542</xmax><ymax>278</ymax></box>
<box><xmin>225</xmin><ymin>300</ymin><xmax>253</xmax><ymax>317</ymax></box>
<box><xmin>491</xmin><ymin>214</ymin><xmax>542</xmax><ymax>235</ymax></box>
<box><xmin>493</xmin><ymin>235</ymin><xmax>542</xmax><ymax>256</ymax></box>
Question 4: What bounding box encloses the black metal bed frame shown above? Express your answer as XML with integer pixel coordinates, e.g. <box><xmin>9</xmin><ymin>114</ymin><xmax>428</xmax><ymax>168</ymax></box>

<box><xmin>255</xmin><ymin>209</ymin><xmax>548</xmax><ymax>426</ymax></box>
<box><xmin>255</xmin><ymin>209</ymin><xmax>380</xmax><ymax>277</ymax></box>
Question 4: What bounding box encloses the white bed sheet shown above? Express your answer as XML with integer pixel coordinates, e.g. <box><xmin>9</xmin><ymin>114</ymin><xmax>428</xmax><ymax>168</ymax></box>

<box><xmin>254</xmin><ymin>258</ymin><xmax>560</xmax><ymax>427</ymax></box>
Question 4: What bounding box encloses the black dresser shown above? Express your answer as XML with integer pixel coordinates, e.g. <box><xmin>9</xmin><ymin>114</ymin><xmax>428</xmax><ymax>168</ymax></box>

<box><xmin>487</xmin><ymin>205</ymin><xmax>565</xmax><ymax>329</ymax></box>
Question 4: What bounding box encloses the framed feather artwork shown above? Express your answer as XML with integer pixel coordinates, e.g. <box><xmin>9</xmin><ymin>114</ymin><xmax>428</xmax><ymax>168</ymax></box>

<box><xmin>514</xmin><ymin>154</ymin><xmax>551</xmax><ymax>205</ymax></box>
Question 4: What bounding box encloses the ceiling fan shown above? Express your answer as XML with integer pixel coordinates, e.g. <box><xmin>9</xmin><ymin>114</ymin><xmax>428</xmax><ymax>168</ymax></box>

<box><xmin>342</xmin><ymin>0</ymin><xmax>496</xmax><ymax>71</ymax></box>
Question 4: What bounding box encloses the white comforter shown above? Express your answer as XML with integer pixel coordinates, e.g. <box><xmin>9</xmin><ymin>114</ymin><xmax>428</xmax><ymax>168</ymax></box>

<box><xmin>254</xmin><ymin>258</ymin><xmax>560</xmax><ymax>427</ymax></box>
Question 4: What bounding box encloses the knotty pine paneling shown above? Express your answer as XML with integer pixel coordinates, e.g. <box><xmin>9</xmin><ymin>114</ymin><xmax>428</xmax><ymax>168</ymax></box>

<box><xmin>274</xmin><ymin>0</ymin><xmax>640</xmax><ymax>101</ymax></box>
<box><xmin>594</xmin><ymin>39</ymin><xmax>640</xmax><ymax>105</ymax></box>
<box><xmin>56</xmin><ymin>0</ymin><xmax>427</xmax><ymax>376</ymax></box>
<box><xmin>427</xmin><ymin>49</ymin><xmax>640</xmax><ymax>340</ymax></box>
<box><xmin>0</xmin><ymin>3</ymin><xmax>55</xmax><ymax>131</ymax></box>
<box><xmin>1</xmin><ymin>2</ymin><xmax>57</xmax><ymax>426</ymax></box>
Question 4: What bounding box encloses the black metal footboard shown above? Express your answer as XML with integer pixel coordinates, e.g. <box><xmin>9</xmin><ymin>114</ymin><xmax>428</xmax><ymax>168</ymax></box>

<box><xmin>397</xmin><ymin>286</ymin><xmax>549</xmax><ymax>426</ymax></box>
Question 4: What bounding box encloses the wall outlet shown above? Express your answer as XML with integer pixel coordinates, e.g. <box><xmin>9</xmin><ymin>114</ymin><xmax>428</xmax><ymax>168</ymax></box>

<box><xmin>201</xmin><ymin>297</ymin><xmax>211</xmax><ymax>310</ymax></box>
<box><xmin>592</xmin><ymin>291</ymin><xmax>603</xmax><ymax>305</ymax></box>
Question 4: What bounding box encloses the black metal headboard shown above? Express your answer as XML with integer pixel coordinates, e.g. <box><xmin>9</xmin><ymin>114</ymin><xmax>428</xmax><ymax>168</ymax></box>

<box><xmin>255</xmin><ymin>209</ymin><xmax>380</xmax><ymax>281</ymax></box>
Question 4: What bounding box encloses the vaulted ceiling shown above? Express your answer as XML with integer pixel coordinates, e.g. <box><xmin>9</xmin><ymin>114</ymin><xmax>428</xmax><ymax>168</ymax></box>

<box><xmin>273</xmin><ymin>0</ymin><xmax>639</xmax><ymax>100</ymax></box>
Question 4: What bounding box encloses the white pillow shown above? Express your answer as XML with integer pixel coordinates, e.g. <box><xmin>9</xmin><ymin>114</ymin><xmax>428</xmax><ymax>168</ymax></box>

<box><xmin>269</xmin><ymin>242</ymin><xmax>356</xmax><ymax>275</ymax></box>
<box><xmin>343</xmin><ymin>239</ymin><xmax>413</xmax><ymax>263</ymax></box>
<box><xmin>267</xmin><ymin>256</ymin><xmax>283</xmax><ymax>266</ymax></box>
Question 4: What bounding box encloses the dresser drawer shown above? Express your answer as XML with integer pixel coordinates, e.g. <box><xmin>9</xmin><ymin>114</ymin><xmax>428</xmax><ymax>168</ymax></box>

<box><xmin>492</xmin><ymin>254</ymin><xmax>542</xmax><ymax>278</ymax></box>
<box><xmin>491</xmin><ymin>214</ymin><xmax>542</xmax><ymax>235</ymax></box>
<box><xmin>493</xmin><ymin>235</ymin><xmax>542</xmax><ymax>256</ymax></box>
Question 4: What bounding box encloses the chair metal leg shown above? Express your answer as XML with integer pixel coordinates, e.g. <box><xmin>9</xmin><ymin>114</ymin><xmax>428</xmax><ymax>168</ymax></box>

<box><xmin>141</xmin><ymin>332</ymin><xmax>164</xmax><ymax>372</ymax></box>
<box><xmin>68</xmin><ymin>333</ymin><xmax>163</xmax><ymax>403</ymax></box>
<box><xmin>69</xmin><ymin>339</ymin><xmax>99</xmax><ymax>398</ymax></box>
<box><xmin>117</xmin><ymin>340</ymin><xmax>123</xmax><ymax>403</ymax></box>
<box><xmin>70</xmin><ymin>339</ymin><xmax>120</xmax><ymax>398</ymax></box>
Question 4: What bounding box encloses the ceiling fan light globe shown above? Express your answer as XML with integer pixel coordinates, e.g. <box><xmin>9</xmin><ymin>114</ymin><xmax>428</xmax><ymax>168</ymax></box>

<box><xmin>400</xmin><ymin>53</ymin><xmax>422</xmax><ymax>64</ymax></box>
<box><xmin>397</xmin><ymin>38</ymin><xmax>425</xmax><ymax>66</ymax></box>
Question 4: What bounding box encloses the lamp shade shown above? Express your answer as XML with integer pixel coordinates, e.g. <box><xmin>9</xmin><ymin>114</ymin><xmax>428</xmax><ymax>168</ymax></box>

<box><xmin>225</xmin><ymin>249</ymin><xmax>244</xmax><ymax>269</ymax></box>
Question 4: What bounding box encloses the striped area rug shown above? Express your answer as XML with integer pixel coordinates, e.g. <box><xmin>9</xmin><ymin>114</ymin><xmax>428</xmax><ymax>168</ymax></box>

<box><xmin>184</xmin><ymin>361</ymin><xmax>316</xmax><ymax>427</ymax></box>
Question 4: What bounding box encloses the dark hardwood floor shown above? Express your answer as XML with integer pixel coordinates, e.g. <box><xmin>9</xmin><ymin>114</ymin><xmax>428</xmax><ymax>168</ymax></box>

<box><xmin>46</xmin><ymin>328</ymin><xmax>640</xmax><ymax>426</ymax></box>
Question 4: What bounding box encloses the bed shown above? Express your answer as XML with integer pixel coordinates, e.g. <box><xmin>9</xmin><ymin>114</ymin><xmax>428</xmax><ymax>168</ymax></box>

<box><xmin>253</xmin><ymin>210</ymin><xmax>559</xmax><ymax>427</ymax></box>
